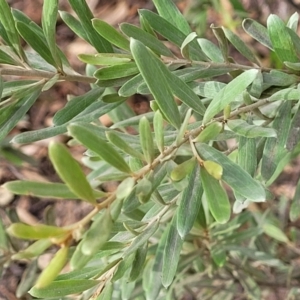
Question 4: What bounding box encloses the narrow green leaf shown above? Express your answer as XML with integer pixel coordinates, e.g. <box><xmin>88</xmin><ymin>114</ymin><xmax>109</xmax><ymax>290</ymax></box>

<box><xmin>94</xmin><ymin>62</ymin><xmax>139</xmax><ymax>80</ymax></box>
<box><xmin>120</xmin><ymin>23</ymin><xmax>173</xmax><ymax>57</ymax></box>
<box><xmin>130</xmin><ymin>38</ymin><xmax>181</xmax><ymax>129</ymax></box>
<box><xmin>242</xmin><ymin>18</ymin><xmax>273</xmax><ymax>50</ymax></box>
<box><xmin>181</xmin><ymin>32</ymin><xmax>198</xmax><ymax>59</ymax></box>
<box><xmin>0</xmin><ymin>0</ymin><xmax>25</xmax><ymax>59</ymax></box>
<box><xmin>49</xmin><ymin>142</ymin><xmax>96</xmax><ymax>204</ymax></box>
<box><xmin>7</xmin><ymin>223</ymin><xmax>67</xmax><ymax>240</ymax></box>
<box><xmin>223</xmin><ymin>27</ymin><xmax>260</xmax><ymax>65</ymax></box>
<box><xmin>42</xmin><ymin>0</ymin><xmax>62</xmax><ymax>70</ymax></box>
<box><xmin>139</xmin><ymin>116</ymin><xmax>155</xmax><ymax>164</ymax></box>
<box><xmin>227</xmin><ymin>119</ymin><xmax>277</xmax><ymax>138</ymax></box>
<box><xmin>3</xmin><ymin>180</ymin><xmax>105</xmax><ymax>200</ymax></box>
<box><xmin>138</xmin><ymin>10</ymin><xmax>208</xmax><ymax>61</ymax></box>
<box><xmin>0</xmin><ymin>47</ymin><xmax>18</xmax><ymax>65</ymax></box>
<box><xmin>59</xmin><ymin>10</ymin><xmax>89</xmax><ymax>41</ymax></box>
<box><xmin>16</xmin><ymin>21</ymin><xmax>56</xmax><ymax>67</ymax></box>
<box><xmin>123</xmin><ymin>221</ymin><xmax>159</xmax><ymax>257</ymax></box>
<box><xmin>153</xmin><ymin>110</ymin><xmax>165</xmax><ymax>154</ymax></box>
<box><xmin>197</xmin><ymin>38</ymin><xmax>223</xmax><ymax>62</ymax></box>
<box><xmin>263</xmin><ymin>70</ymin><xmax>297</xmax><ymax>87</ymax></box>
<box><xmin>177</xmin><ymin>164</ymin><xmax>203</xmax><ymax>237</ymax></box>
<box><xmin>78</xmin><ymin>53</ymin><xmax>131</xmax><ymax>65</ymax></box>
<box><xmin>200</xmin><ymin>167</ymin><xmax>230</xmax><ymax>224</ymax></box>
<box><xmin>267</xmin><ymin>14</ymin><xmax>298</xmax><ymax>63</ymax></box>
<box><xmin>0</xmin><ymin>88</ymin><xmax>41</xmax><ymax>142</ymax></box>
<box><xmin>118</xmin><ymin>74</ymin><xmax>144</xmax><ymax>97</ymax></box>
<box><xmin>290</xmin><ymin>176</ymin><xmax>300</xmax><ymax>222</ymax></box>
<box><xmin>196</xmin><ymin>143</ymin><xmax>265</xmax><ymax>202</ymax></box>
<box><xmin>203</xmin><ymin>69</ymin><xmax>258</xmax><ymax>124</ymax></box>
<box><xmin>81</xmin><ymin>210</ymin><xmax>113</xmax><ymax>256</ymax></box>
<box><xmin>70</xmin><ymin>240</ymin><xmax>93</xmax><ymax>270</ymax></box>
<box><xmin>203</xmin><ymin>160</ymin><xmax>223</xmax><ymax>180</ymax></box>
<box><xmin>92</xmin><ymin>18</ymin><xmax>130</xmax><ymax>51</ymax></box>
<box><xmin>162</xmin><ymin>214</ymin><xmax>183</xmax><ymax>288</ymax></box>
<box><xmin>261</xmin><ymin>101</ymin><xmax>291</xmax><ymax>181</ymax></box>
<box><xmin>287</xmin><ymin>106</ymin><xmax>300</xmax><ymax>151</ymax></box>
<box><xmin>11</xmin><ymin>239</ymin><xmax>52</xmax><ymax>259</ymax></box>
<box><xmin>176</xmin><ymin>108</ymin><xmax>192</xmax><ymax>145</ymax></box>
<box><xmin>263</xmin><ymin>223</ymin><xmax>289</xmax><ymax>243</ymax></box>
<box><xmin>29</xmin><ymin>280</ymin><xmax>99</xmax><ymax>298</ymax></box>
<box><xmin>238</xmin><ymin>136</ymin><xmax>257</xmax><ymax>177</ymax></box>
<box><xmin>35</xmin><ymin>246</ymin><xmax>69</xmax><ymax>288</ymax></box>
<box><xmin>68</xmin><ymin>123</ymin><xmax>131</xmax><ymax>173</ymax></box>
<box><xmin>106</xmin><ymin>131</ymin><xmax>144</xmax><ymax>160</ymax></box>
<box><xmin>101</xmin><ymin>93</ymin><xmax>127</xmax><ymax>104</ymax></box>
<box><xmin>129</xmin><ymin>243</ymin><xmax>148</xmax><ymax>281</ymax></box>
<box><xmin>211</xmin><ymin>25</ymin><xmax>229</xmax><ymax>61</ymax></box>
<box><xmin>68</xmin><ymin>0</ymin><xmax>112</xmax><ymax>53</ymax></box>
<box><xmin>152</xmin><ymin>0</ymin><xmax>191</xmax><ymax>35</ymax></box>
<box><xmin>269</xmin><ymin>87</ymin><xmax>300</xmax><ymax>102</ymax></box>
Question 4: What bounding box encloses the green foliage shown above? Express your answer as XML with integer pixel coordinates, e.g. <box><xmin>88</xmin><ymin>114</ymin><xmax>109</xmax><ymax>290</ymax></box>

<box><xmin>1</xmin><ymin>1</ymin><xmax>300</xmax><ymax>299</ymax></box>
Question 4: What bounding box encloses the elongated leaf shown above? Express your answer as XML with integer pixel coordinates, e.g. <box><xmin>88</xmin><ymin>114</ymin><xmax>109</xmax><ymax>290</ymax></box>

<box><xmin>238</xmin><ymin>136</ymin><xmax>257</xmax><ymax>177</ymax></box>
<box><xmin>0</xmin><ymin>0</ymin><xmax>25</xmax><ymax>58</ymax></box>
<box><xmin>81</xmin><ymin>210</ymin><xmax>113</xmax><ymax>256</ymax></box>
<box><xmin>200</xmin><ymin>167</ymin><xmax>230</xmax><ymax>224</ymax></box>
<box><xmin>196</xmin><ymin>143</ymin><xmax>265</xmax><ymax>202</ymax></box>
<box><xmin>197</xmin><ymin>38</ymin><xmax>223</xmax><ymax>62</ymax></box>
<box><xmin>0</xmin><ymin>87</ymin><xmax>41</xmax><ymax>142</ymax></box>
<box><xmin>92</xmin><ymin>18</ymin><xmax>129</xmax><ymax>51</ymax></box>
<box><xmin>94</xmin><ymin>62</ymin><xmax>139</xmax><ymax>80</ymax></box>
<box><xmin>267</xmin><ymin>14</ymin><xmax>298</xmax><ymax>63</ymax></box>
<box><xmin>177</xmin><ymin>164</ymin><xmax>203</xmax><ymax>237</ymax></box>
<box><xmin>153</xmin><ymin>110</ymin><xmax>165</xmax><ymax>153</ymax></box>
<box><xmin>29</xmin><ymin>280</ymin><xmax>99</xmax><ymax>298</ymax></box>
<box><xmin>68</xmin><ymin>123</ymin><xmax>131</xmax><ymax>173</ymax></box>
<box><xmin>120</xmin><ymin>23</ymin><xmax>173</xmax><ymax>57</ymax></box>
<box><xmin>193</xmin><ymin>122</ymin><xmax>222</xmax><ymax>143</ymax></box>
<box><xmin>59</xmin><ymin>10</ymin><xmax>88</xmax><ymax>41</ymax></box>
<box><xmin>68</xmin><ymin>0</ymin><xmax>112</xmax><ymax>53</ymax></box>
<box><xmin>123</xmin><ymin>221</ymin><xmax>159</xmax><ymax>257</ymax></box>
<box><xmin>7</xmin><ymin>223</ymin><xmax>67</xmax><ymax>240</ymax></box>
<box><xmin>129</xmin><ymin>243</ymin><xmax>148</xmax><ymax>281</ymax></box>
<box><xmin>42</xmin><ymin>0</ymin><xmax>62</xmax><ymax>70</ymax></box>
<box><xmin>106</xmin><ymin>131</ymin><xmax>144</xmax><ymax>160</ymax></box>
<box><xmin>211</xmin><ymin>25</ymin><xmax>229</xmax><ymax>61</ymax></box>
<box><xmin>16</xmin><ymin>21</ymin><xmax>56</xmax><ymax>67</ymax></box>
<box><xmin>242</xmin><ymin>18</ymin><xmax>273</xmax><ymax>50</ymax></box>
<box><xmin>138</xmin><ymin>10</ymin><xmax>208</xmax><ymax>61</ymax></box>
<box><xmin>130</xmin><ymin>39</ymin><xmax>180</xmax><ymax>129</ymax></box>
<box><xmin>12</xmin><ymin>239</ymin><xmax>52</xmax><ymax>259</ymax></box>
<box><xmin>35</xmin><ymin>246</ymin><xmax>69</xmax><ymax>288</ymax></box>
<box><xmin>152</xmin><ymin>0</ymin><xmax>191</xmax><ymax>35</ymax></box>
<box><xmin>290</xmin><ymin>176</ymin><xmax>300</xmax><ymax>222</ymax></box>
<box><xmin>203</xmin><ymin>69</ymin><xmax>258</xmax><ymax>123</ymax></box>
<box><xmin>227</xmin><ymin>119</ymin><xmax>277</xmax><ymax>138</ymax></box>
<box><xmin>263</xmin><ymin>223</ymin><xmax>289</xmax><ymax>243</ymax></box>
<box><xmin>3</xmin><ymin>180</ymin><xmax>104</xmax><ymax>200</ymax></box>
<box><xmin>139</xmin><ymin>116</ymin><xmax>155</xmax><ymax>164</ymax></box>
<box><xmin>203</xmin><ymin>160</ymin><xmax>223</xmax><ymax>180</ymax></box>
<box><xmin>261</xmin><ymin>101</ymin><xmax>291</xmax><ymax>181</ymax></box>
<box><xmin>118</xmin><ymin>74</ymin><xmax>144</xmax><ymax>97</ymax></box>
<box><xmin>170</xmin><ymin>157</ymin><xmax>196</xmax><ymax>182</ymax></box>
<box><xmin>0</xmin><ymin>47</ymin><xmax>18</xmax><ymax>65</ymax></box>
<box><xmin>49</xmin><ymin>142</ymin><xmax>96</xmax><ymax>204</ymax></box>
<box><xmin>162</xmin><ymin>214</ymin><xmax>183</xmax><ymax>287</ymax></box>
<box><xmin>269</xmin><ymin>87</ymin><xmax>300</xmax><ymax>102</ymax></box>
<box><xmin>223</xmin><ymin>27</ymin><xmax>260</xmax><ymax>65</ymax></box>
<box><xmin>78</xmin><ymin>53</ymin><xmax>131</xmax><ymax>65</ymax></box>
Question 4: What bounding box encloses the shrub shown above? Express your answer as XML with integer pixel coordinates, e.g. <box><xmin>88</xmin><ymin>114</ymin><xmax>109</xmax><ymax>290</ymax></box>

<box><xmin>1</xmin><ymin>0</ymin><xmax>300</xmax><ymax>299</ymax></box>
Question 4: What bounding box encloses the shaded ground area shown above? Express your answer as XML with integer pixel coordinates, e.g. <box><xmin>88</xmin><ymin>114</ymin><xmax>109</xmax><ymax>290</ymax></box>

<box><xmin>1</xmin><ymin>0</ymin><xmax>300</xmax><ymax>299</ymax></box>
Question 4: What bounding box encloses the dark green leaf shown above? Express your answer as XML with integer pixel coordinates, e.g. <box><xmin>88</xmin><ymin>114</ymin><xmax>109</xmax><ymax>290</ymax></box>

<box><xmin>139</xmin><ymin>116</ymin><xmax>155</xmax><ymax>164</ymax></box>
<box><xmin>68</xmin><ymin>0</ymin><xmax>112</xmax><ymax>52</ymax></box>
<box><xmin>120</xmin><ymin>23</ymin><xmax>173</xmax><ymax>57</ymax></box>
<box><xmin>94</xmin><ymin>62</ymin><xmax>139</xmax><ymax>80</ymax></box>
<box><xmin>211</xmin><ymin>25</ymin><xmax>229</xmax><ymax>61</ymax></box>
<box><xmin>68</xmin><ymin>123</ymin><xmax>131</xmax><ymax>173</ymax></box>
<box><xmin>269</xmin><ymin>87</ymin><xmax>300</xmax><ymax>102</ymax></box>
<box><xmin>196</xmin><ymin>143</ymin><xmax>265</xmax><ymax>202</ymax></box>
<box><xmin>118</xmin><ymin>74</ymin><xmax>144</xmax><ymax>97</ymax></box>
<box><xmin>29</xmin><ymin>280</ymin><xmax>99</xmax><ymax>298</ymax></box>
<box><xmin>49</xmin><ymin>142</ymin><xmax>96</xmax><ymax>204</ymax></box>
<box><xmin>162</xmin><ymin>214</ymin><xmax>183</xmax><ymax>288</ymax></box>
<box><xmin>267</xmin><ymin>14</ymin><xmax>298</xmax><ymax>63</ymax></box>
<box><xmin>92</xmin><ymin>18</ymin><xmax>129</xmax><ymax>51</ymax></box>
<box><xmin>200</xmin><ymin>167</ymin><xmax>230</xmax><ymax>224</ymax></box>
<box><xmin>78</xmin><ymin>53</ymin><xmax>131</xmax><ymax>65</ymax></box>
<box><xmin>177</xmin><ymin>164</ymin><xmax>203</xmax><ymax>237</ymax></box>
<box><xmin>129</xmin><ymin>243</ymin><xmax>148</xmax><ymax>281</ymax></box>
<box><xmin>130</xmin><ymin>38</ymin><xmax>180</xmax><ymax>129</ymax></box>
<box><xmin>238</xmin><ymin>136</ymin><xmax>257</xmax><ymax>177</ymax></box>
